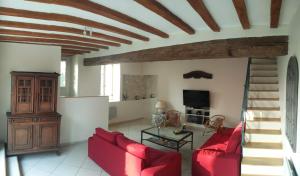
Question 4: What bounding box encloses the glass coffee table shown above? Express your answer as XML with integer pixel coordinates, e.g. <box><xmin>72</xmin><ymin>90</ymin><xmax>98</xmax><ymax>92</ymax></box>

<box><xmin>141</xmin><ymin>127</ymin><xmax>193</xmax><ymax>151</ymax></box>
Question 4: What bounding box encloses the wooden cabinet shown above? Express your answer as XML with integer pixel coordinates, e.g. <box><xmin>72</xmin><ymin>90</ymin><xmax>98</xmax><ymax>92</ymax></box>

<box><xmin>7</xmin><ymin>72</ymin><xmax>61</xmax><ymax>156</ymax></box>
<box><xmin>35</xmin><ymin>76</ymin><xmax>57</xmax><ymax>114</ymax></box>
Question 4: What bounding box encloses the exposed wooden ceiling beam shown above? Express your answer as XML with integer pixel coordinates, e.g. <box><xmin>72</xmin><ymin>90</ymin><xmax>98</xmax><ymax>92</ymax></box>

<box><xmin>0</xmin><ymin>7</ymin><xmax>149</xmax><ymax>41</ymax></box>
<box><xmin>187</xmin><ymin>0</ymin><xmax>220</xmax><ymax>32</ymax></box>
<box><xmin>0</xmin><ymin>35</ymin><xmax>107</xmax><ymax>49</ymax></box>
<box><xmin>62</xmin><ymin>49</ymin><xmax>89</xmax><ymax>55</ymax></box>
<box><xmin>0</xmin><ymin>39</ymin><xmax>99</xmax><ymax>51</ymax></box>
<box><xmin>27</xmin><ymin>0</ymin><xmax>169</xmax><ymax>38</ymax></box>
<box><xmin>84</xmin><ymin>36</ymin><xmax>288</xmax><ymax>65</ymax></box>
<box><xmin>62</xmin><ymin>53</ymin><xmax>74</xmax><ymax>57</ymax></box>
<box><xmin>0</xmin><ymin>28</ymin><xmax>119</xmax><ymax>47</ymax></box>
<box><xmin>134</xmin><ymin>0</ymin><xmax>195</xmax><ymax>34</ymax></box>
<box><xmin>0</xmin><ymin>20</ymin><xmax>132</xmax><ymax>44</ymax></box>
<box><xmin>60</xmin><ymin>45</ymin><xmax>98</xmax><ymax>51</ymax></box>
<box><xmin>232</xmin><ymin>0</ymin><xmax>250</xmax><ymax>29</ymax></box>
<box><xmin>270</xmin><ymin>0</ymin><xmax>282</xmax><ymax>28</ymax></box>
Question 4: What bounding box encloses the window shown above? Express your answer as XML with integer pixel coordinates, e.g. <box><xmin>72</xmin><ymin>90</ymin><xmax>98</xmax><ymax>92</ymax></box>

<box><xmin>60</xmin><ymin>60</ymin><xmax>66</xmax><ymax>87</ymax></box>
<box><xmin>100</xmin><ymin>64</ymin><xmax>120</xmax><ymax>102</ymax></box>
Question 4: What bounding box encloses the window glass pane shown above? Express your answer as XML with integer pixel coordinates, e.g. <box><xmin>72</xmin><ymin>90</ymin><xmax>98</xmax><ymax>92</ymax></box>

<box><xmin>60</xmin><ymin>61</ymin><xmax>66</xmax><ymax>87</ymax></box>
<box><xmin>100</xmin><ymin>64</ymin><xmax>120</xmax><ymax>102</ymax></box>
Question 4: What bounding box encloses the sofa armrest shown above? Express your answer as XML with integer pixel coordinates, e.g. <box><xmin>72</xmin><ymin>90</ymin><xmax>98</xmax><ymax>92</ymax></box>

<box><xmin>142</xmin><ymin>152</ymin><xmax>181</xmax><ymax>176</ymax></box>
<box><xmin>192</xmin><ymin>149</ymin><xmax>241</xmax><ymax>176</ymax></box>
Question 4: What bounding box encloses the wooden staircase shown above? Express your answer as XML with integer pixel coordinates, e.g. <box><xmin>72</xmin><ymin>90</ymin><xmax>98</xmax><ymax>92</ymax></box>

<box><xmin>241</xmin><ymin>58</ymin><xmax>284</xmax><ymax>176</ymax></box>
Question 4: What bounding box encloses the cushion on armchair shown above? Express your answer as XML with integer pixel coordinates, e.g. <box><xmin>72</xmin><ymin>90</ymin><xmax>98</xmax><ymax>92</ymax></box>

<box><xmin>116</xmin><ymin>135</ymin><xmax>149</xmax><ymax>159</ymax></box>
<box><xmin>225</xmin><ymin>122</ymin><xmax>242</xmax><ymax>153</ymax></box>
<box><xmin>95</xmin><ymin>128</ymin><xmax>123</xmax><ymax>144</ymax></box>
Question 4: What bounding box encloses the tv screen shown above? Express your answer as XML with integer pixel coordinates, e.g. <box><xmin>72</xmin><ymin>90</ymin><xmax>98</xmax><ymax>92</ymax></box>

<box><xmin>183</xmin><ymin>90</ymin><xmax>210</xmax><ymax>108</ymax></box>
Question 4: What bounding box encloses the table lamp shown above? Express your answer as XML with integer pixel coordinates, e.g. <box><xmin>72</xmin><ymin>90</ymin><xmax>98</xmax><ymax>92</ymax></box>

<box><xmin>155</xmin><ymin>100</ymin><xmax>166</xmax><ymax>114</ymax></box>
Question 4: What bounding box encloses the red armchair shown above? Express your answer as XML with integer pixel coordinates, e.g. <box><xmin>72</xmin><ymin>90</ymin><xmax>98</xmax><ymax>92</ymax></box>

<box><xmin>192</xmin><ymin>122</ymin><xmax>242</xmax><ymax>176</ymax></box>
<box><xmin>88</xmin><ymin>128</ymin><xmax>181</xmax><ymax>176</ymax></box>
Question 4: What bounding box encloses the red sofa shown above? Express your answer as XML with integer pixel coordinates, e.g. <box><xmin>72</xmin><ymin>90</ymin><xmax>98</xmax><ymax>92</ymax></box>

<box><xmin>88</xmin><ymin>128</ymin><xmax>181</xmax><ymax>176</ymax></box>
<box><xmin>192</xmin><ymin>122</ymin><xmax>242</xmax><ymax>176</ymax></box>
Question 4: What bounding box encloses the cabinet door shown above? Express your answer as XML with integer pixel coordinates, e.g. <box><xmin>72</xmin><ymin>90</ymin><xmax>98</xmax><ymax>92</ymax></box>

<box><xmin>35</xmin><ymin>76</ymin><xmax>57</xmax><ymax>113</ymax></box>
<box><xmin>38</xmin><ymin>122</ymin><xmax>58</xmax><ymax>148</ymax></box>
<box><xmin>12</xmin><ymin>76</ymin><xmax>35</xmax><ymax>114</ymax></box>
<box><xmin>12</xmin><ymin>123</ymin><xmax>34</xmax><ymax>151</ymax></box>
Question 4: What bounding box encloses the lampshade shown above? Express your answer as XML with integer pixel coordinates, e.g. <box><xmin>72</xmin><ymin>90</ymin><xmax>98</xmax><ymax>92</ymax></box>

<box><xmin>155</xmin><ymin>100</ymin><xmax>166</xmax><ymax>109</ymax></box>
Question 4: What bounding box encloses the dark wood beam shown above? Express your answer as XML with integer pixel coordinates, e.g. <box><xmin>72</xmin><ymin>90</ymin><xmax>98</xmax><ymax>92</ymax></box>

<box><xmin>232</xmin><ymin>0</ymin><xmax>250</xmax><ymax>29</ymax></box>
<box><xmin>271</xmin><ymin>0</ymin><xmax>282</xmax><ymax>28</ymax></box>
<box><xmin>187</xmin><ymin>0</ymin><xmax>220</xmax><ymax>32</ymax></box>
<box><xmin>62</xmin><ymin>53</ymin><xmax>74</xmax><ymax>57</ymax></box>
<box><xmin>62</xmin><ymin>49</ymin><xmax>89</xmax><ymax>55</ymax></box>
<box><xmin>0</xmin><ymin>7</ymin><xmax>149</xmax><ymax>41</ymax></box>
<box><xmin>27</xmin><ymin>0</ymin><xmax>168</xmax><ymax>38</ymax></box>
<box><xmin>134</xmin><ymin>0</ymin><xmax>195</xmax><ymax>34</ymax></box>
<box><xmin>0</xmin><ymin>28</ymin><xmax>119</xmax><ymax>47</ymax></box>
<box><xmin>84</xmin><ymin>36</ymin><xmax>288</xmax><ymax>66</ymax></box>
<box><xmin>0</xmin><ymin>35</ymin><xmax>107</xmax><ymax>49</ymax></box>
<box><xmin>0</xmin><ymin>20</ymin><xmax>132</xmax><ymax>44</ymax></box>
<box><xmin>0</xmin><ymin>40</ymin><xmax>98</xmax><ymax>51</ymax></box>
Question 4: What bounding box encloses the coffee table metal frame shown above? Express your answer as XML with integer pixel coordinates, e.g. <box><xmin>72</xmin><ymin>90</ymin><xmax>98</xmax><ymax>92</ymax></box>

<box><xmin>141</xmin><ymin>127</ymin><xmax>193</xmax><ymax>152</ymax></box>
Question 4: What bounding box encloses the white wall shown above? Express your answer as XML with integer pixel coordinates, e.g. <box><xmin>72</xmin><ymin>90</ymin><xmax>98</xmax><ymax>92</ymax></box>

<box><xmin>142</xmin><ymin>58</ymin><xmax>247</xmax><ymax>127</ymax></box>
<box><xmin>76</xmin><ymin>55</ymin><xmax>247</xmax><ymax>126</ymax></box>
<box><xmin>0</xmin><ymin>42</ymin><xmax>61</xmax><ymax>142</ymax></box>
<box><xmin>58</xmin><ymin>96</ymin><xmax>109</xmax><ymax>144</ymax></box>
<box><xmin>77</xmin><ymin>56</ymin><xmax>101</xmax><ymax>97</ymax></box>
<box><xmin>277</xmin><ymin>7</ymin><xmax>300</xmax><ymax>174</ymax></box>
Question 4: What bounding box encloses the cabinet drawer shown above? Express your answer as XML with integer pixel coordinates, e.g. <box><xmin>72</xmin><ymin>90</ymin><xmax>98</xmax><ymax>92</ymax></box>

<box><xmin>39</xmin><ymin>117</ymin><xmax>58</xmax><ymax>122</ymax></box>
<box><xmin>11</xmin><ymin>118</ymin><xmax>32</xmax><ymax>123</ymax></box>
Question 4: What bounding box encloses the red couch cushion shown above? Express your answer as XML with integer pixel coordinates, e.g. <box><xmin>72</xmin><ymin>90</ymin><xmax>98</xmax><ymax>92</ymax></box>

<box><xmin>116</xmin><ymin>135</ymin><xmax>149</xmax><ymax>159</ymax></box>
<box><xmin>95</xmin><ymin>128</ymin><xmax>122</xmax><ymax>144</ymax></box>
<box><xmin>225</xmin><ymin>122</ymin><xmax>242</xmax><ymax>153</ymax></box>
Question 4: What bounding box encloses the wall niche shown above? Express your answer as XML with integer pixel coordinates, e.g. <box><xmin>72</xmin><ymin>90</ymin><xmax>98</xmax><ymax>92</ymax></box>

<box><xmin>122</xmin><ymin>75</ymin><xmax>157</xmax><ymax>101</ymax></box>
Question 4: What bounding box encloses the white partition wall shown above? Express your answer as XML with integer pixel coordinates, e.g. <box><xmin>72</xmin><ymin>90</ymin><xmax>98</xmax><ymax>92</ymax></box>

<box><xmin>59</xmin><ymin>96</ymin><xmax>109</xmax><ymax>144</ymax></box>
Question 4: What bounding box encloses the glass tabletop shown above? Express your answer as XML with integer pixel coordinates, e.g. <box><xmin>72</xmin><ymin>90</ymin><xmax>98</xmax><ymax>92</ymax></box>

<box><xmin>142</xmin><ymin>127</ymin><xmax>192</xmax><ymax>142</ymax></box>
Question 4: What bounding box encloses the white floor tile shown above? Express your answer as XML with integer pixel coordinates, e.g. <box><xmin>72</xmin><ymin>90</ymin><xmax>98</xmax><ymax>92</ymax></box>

<box><xmin>19</xmin><ymin>118</ymin><xmax>210</xmax><ymax>176</ymax></box>
<box><xmin>76</xmin><ymin>168</ymin><xmax>102</xmax><ymax>176</ymax></box>
<box><xmin>51</xmin><ymin>164</ymin><xmax>80</xmax><ymax>176</ymax></box>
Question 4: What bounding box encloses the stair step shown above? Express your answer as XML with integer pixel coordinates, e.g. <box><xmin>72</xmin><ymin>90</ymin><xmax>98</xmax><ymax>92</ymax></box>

<box><xmin>242</xmin><ymin>157</ymin><xmax>283</xmax><ymax>166</ymax></box>
<box><xmin>241</xmin><ymin>164</ymin><xmax>283</xmax><ymax>176</ymax></box>
<box><xmin>249</xmin><ymin>90</ymin><xmax>279</xmax><ymax>92</ymax></box>
<box><xmin>0</xmin><ymin>143</ymin><xmax>6</xmax><ymax>176</ymax></box>
<box><xmin>7</xmin><ymin>156</ymin><xmax>21</xmax><ymax>176</ymax></box>
<box><xmin>246</xmin><ymin>129</ymin><xmax>281</xmax><ymax>135</ymax></box>
<box><xmin>250</xmin><ymin>82</ymin><xmax>278</xmax><ymax>84</ymax></box>
<box><xmin>251</xmin><ymin>68</ymin><xmax>278</xmax><ymax>71</ymax></box>
<box><xmin>250</xmin><ymin>76</ymin><xmax>278</xmax><ymax>78</ymax></box>
<box><xmin>251</xmin><ymin>117</ymin><xmax>281</xmax><ymax>122</ymax></box>
<box><xmin>248</xmin><ymin>98</ymin><xmax>279</xmax><ymax>101</ymax></box>
<box><xmin>248</xmin><ymin>100</ymin><xmax>279</xmax><ymax>108</ymax></box>
<box><xmin>243</xmin><ymin>147</ymin><xmax>283</xmax><ymax>158</ymax></box>
<box><xmin>245</xmin><ymin>133</ymin><xmax>282</xmax><ymax>143</ymax></box>
<box><xmin>245</xmin><ymin>142</ymin><xmax>282</xmax><ymax>149</ymax></box>
<box><xmin>246</xmin><ymin>121</ymin><xmax>281</xmax><ymax>130</ymax></box>
<box><xmin>248</xmin><ymin>111</ymin><xmax>281</xmax><ymax>118</ymax></box>
<box><xmin>251</xmin><ymin>63</ymin><xmax>277</xmax><ymax>66</ymax></box>
<box><xmin>248</xmin><ymin>107</ymin><xmax>280</xmax><ymax>111</ymax></box>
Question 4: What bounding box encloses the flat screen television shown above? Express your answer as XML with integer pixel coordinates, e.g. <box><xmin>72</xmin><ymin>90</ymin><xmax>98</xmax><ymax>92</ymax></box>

<box><xmin>183</xmin><ymin>90</ymin><xmax>210</xmax><ymax>108</ymax></box>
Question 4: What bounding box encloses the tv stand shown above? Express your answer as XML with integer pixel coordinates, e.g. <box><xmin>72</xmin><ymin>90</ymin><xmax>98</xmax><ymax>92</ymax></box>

<box><xmin>185</xmin><ymin>107</ymin><xmax>210</xmax><ymax>125</ymax></box>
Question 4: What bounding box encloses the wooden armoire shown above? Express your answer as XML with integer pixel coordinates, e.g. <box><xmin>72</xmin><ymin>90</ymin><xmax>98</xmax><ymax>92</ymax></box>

<box><xmin>7</xmin><ymin>71</ymin><xmax>61</xmax><ymax>155</ymax></box>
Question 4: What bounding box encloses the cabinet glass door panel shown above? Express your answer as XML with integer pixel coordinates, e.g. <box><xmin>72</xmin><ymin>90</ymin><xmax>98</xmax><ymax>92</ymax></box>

<box><xmin>14</xmin><ymin>76</ymin><xmax>35</xmax><ymax>114</ymax></box>
<box><xmin>36</xmin><ymin>77</ymin><xmax>56</xmax><ymax>113</ymax></box>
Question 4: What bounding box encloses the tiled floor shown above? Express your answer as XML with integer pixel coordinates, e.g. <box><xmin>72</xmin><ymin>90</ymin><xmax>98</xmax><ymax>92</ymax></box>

<box><xmin>20</xmin><ymin>118</ymin><xmax>212</xmax><ymax>176</ymax></box>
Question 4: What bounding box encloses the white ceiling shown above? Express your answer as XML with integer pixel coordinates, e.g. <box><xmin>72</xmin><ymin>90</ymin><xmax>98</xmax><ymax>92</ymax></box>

<box><xmin>0</xmin><ymin>0</ymin><xmax>299</xmax><ymax>53</ymax></box>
